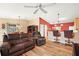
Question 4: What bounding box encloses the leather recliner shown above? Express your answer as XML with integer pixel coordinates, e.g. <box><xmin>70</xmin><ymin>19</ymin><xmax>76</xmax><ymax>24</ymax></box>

<box><xmin>28</xmin><ymin>31</ymin><xmax>46</xmax><ymax>46</ymax></box>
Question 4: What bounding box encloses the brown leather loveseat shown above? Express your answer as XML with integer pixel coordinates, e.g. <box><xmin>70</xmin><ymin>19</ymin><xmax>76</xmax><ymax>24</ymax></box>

<box><xmin>1</xmin><ymin>32</ymin><xmax>35</xmax><ymax>56</ymax></box>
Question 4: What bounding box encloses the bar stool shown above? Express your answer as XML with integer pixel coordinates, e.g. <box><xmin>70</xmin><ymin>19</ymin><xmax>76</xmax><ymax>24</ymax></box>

<box><xmin>53</xmin><ymin>30</ymin><xmax>61</xmax><ymax>43</ymax></box>
<box><xmin>64</xmin><ymin>30</ymin><xmax>74</xmax><ymax>45</ymax></box>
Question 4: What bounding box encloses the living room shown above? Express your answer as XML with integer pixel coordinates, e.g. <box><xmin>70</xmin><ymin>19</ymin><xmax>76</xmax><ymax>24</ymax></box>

<box><xmin>0</xmin><ymin>3</ymin><xmax>79</xmax><ymax>57</ymax></box>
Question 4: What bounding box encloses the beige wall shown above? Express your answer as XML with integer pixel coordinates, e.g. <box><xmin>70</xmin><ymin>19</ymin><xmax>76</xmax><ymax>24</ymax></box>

<box><xmin>27</xmin><ymin>19</ymin><xmax>39</xmax><ymax>30</ymax></box>
<box><xmin>0</xmin><ymin>18</ymin><xmax>28</xmax><ymax>33</ymax></box>
<box><xmin>0</xmin><ymin>18</ymin><xmax>39</xmax><ymax>33</ymax></box>
<box><xmin>27</xmin><ymin>19</ymin><xmax>39</xmax><ymax>26</ymax></box>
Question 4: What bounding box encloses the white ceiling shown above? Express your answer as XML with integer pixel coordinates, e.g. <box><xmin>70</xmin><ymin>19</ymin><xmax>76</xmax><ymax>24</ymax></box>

<box><xmin>0</xmin><ymin>3</ymin><xmax>79</xmax><ymax>24</ymax></box>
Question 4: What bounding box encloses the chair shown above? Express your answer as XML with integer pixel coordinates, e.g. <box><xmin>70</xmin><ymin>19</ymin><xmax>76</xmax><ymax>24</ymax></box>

<box><xmin>72</xmin><ymin>42</ymin><xmax>79</xmax><ymax>56</ymax></box>
<box><xmin>53</xmin><ymin>30</ymin><xmax>61</xmax><ymax>42</ymax></box>
<box><xmin>32</xmin><ymin>31</ymin><xmax>46</xmax><ymax>46</ymax></box>
<box><xmin>64</xmin><ymin>30</ymin><xmax>74</xmax><ymax>44</ymax></box>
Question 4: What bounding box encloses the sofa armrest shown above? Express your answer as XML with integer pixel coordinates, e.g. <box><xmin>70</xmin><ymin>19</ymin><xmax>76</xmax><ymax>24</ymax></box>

<box><xmin>1</xmin><ymin>42</ymin><xmax>11</xmax><ymax>56</ymax></box>
<box><xmin>28</xmin><ymin>36</ymin><xmax>36</xmax><ymax>44</ymax></box>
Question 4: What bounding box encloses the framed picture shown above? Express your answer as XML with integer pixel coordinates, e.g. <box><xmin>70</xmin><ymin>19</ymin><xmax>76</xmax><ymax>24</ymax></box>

<box><xmin>2</xmin><ymin>24</ymin><xmax>5</xmax><ymax>29</ymax></box>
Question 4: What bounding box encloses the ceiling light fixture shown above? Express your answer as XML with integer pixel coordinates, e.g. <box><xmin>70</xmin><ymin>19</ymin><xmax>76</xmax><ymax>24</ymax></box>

<box><xmin>55</xmin><ymin>13</ymin><xmax>60</xmax><ymax>27</ymax></box>
<box><xmin>56</xmin><ymin>13</ymin><xmax>63</xmax><ymax>26</ymax></box>
<box><xmin>55</xmin><ymin>12</ymin><xmax>64</xmax><ymax>30</ymax></box>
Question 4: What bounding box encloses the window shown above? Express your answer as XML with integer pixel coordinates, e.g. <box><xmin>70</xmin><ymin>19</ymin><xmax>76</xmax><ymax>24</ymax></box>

<box><xmin>7</xmin><ymin>24</ymin><xmax>17</xmax><ymax>33</ymax></box>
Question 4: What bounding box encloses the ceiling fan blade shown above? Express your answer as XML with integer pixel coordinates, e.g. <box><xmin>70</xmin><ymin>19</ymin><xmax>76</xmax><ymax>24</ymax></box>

<box><xmin>41</xmin><ymin>3</ymin><xmax>56</xmax><ymax>8</ymax></box>
<box><xmin>40</xmin><ymin>8</ymin><xmax>47</xmax><ymax>13</ymax></box>
<box><xmin>24</xmin><ymin>5</ymin><xmax>38</xmax><ymax>8</ymax></box>
<box><xmin>33</xmin><ymin>9</ymin><xmax>39</xmax><ymax>14</ymax></box>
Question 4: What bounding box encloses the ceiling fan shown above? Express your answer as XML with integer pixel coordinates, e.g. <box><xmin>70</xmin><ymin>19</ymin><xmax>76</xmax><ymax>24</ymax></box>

<box><xmin>24</xmin><ymin>3</ymin><xmax>56</xmax><ymax>14</ymax></box>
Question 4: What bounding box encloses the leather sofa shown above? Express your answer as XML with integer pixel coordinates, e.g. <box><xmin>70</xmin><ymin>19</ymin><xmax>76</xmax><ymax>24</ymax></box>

<box><xmin>1</xmin><ymin>32</ymin><xmax>35</xmax><ymax>56</ymax></box>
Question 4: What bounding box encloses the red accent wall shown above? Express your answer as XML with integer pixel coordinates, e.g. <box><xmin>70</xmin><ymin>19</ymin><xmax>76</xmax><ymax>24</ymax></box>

<box><xmin>52</xmin><ymin>22</ymin><xmax>74</xmax><ymax>31</ymax></box>
<box><xmin>39</xmin><ymin>17</ymin><xmax>74</xmax><ymax>32</ymax></box>
<box><xmin>39</xmin><ymin>17</ymin><xmax>52</xmax><ymax>31</ymax></box>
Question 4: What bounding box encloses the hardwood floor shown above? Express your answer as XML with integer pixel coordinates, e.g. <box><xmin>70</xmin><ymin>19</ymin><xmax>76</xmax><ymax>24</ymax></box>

<box><xmin>22</xmin><ymin>40</ymin><xmax>73</xmax><ymax>56</ymax></box>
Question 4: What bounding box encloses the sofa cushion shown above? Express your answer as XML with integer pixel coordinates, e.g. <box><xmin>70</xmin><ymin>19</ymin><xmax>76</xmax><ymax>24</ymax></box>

<box><xmin>9</xmin><ymin>40</ymin><xmax>33</xmax><ymax>53</ymax></box>
<box><xmin>9</xmin><ymin>38</ymin><xmax>29</xmax><ymax>45</ymax></box>
<box><xmin>8</xmin><ymin>34</ymin><xmax>20</xmax><ymax>40</ymax></box>
<box><xmin>9</xmin><ymin>42</ymin><xmax>25</xmax><ymax>53</ymax></box>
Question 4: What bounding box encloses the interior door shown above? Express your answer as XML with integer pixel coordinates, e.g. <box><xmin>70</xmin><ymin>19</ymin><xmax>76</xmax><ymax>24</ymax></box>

<box><xmin>45</xmin><ymin>25</ymin><xmax>47</xmax><ymax>37</ymax></box>
<box><xmin>40</xmin><ymin>24</ymin><xmax>45</xmax><ymax>37</ymax></box>
<box><xmin>39</xmin><ymin>24</ymin><xmax>47</xmax><ymax>37</ymax></box>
